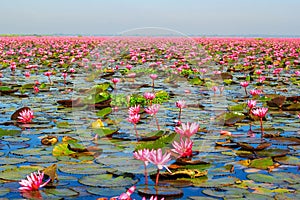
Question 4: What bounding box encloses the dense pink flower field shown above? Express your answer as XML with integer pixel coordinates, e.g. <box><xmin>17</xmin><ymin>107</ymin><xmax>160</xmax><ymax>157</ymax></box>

<box><xmin>0</xmin><ymin>36</ymin><xmax>299</xmax><ymax>199</ymax></box>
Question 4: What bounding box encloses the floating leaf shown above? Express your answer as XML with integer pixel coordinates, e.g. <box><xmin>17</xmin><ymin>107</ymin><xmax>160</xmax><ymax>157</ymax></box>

<box><xmin>274</xmin><ymin>156</ymin><xmax>300</xmax><ymax>166</ymax></box>
<box><xmin>138</xmin><ymin>186</ymin><xmax>183</xmax><ymax>198</ymax></box>
<box><xmin>79</xmin><ymin>174</ymin><xmax>137</xmax><ymax>187</ymax></box>
<box><xmin>96</xmin><ymin>107</ymin><xmax>112</xmax><ymax>118</ymax></box>
<box><xmin>0</xmin><ymin>165</ymin><xmax>43</xmax><ymax>181</ymax></box>
<box><xmin>0</xmin><ymin>127</ymin><xmax>21</xmax><ymax>136</ymax></box>
<box><xmin>247</xmin><ymin>173</ymin><xmax>280</xmax><ymax>184</ymax></box>
<box><xmin>249</xmin><ymin>157</ymin><xmax>274</xmax><ymax>169</ymax></box>
<box><xmin>59</xmin><ymin>164</ymin><xmax>108</xmax><ymax>175</ymax></box>
<box><xmin>44</xmin><ymin>188</ymin><xmax>79</xmax><ymax>197</ymax></box>
<box><xmin>0</xmin><ymin>157</ymin><xmax>27</xmax><ymax>165</ymax></box>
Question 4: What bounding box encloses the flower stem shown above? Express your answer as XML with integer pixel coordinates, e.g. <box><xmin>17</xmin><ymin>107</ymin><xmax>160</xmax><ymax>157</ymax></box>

<box><xmin>244</xmin><ymin>87</ymin><xmax>248</xmax><ymax>96</ymax></box>
<box><xmin>155</xmin><ymin>168</ymin><xmax>160</xmax><ymax>186</ymax></box>
<box><xmin>178</xmin><ymin>108</ymin><xmax>182</xmax><ymax>120</ymax></box>
<box><xmin>260</xmin><ymin>117</ymin><xmax>264</xmax><ymax>138</ymax></box>
<box><xmin>134</xmin><ymin>123</ymin><xmax>138</xmax><ymax>139</ymax></box>
<box><xmin>154</xmin><ymin>115</ymin><xmax>160</xmax><ymax>131</ymax></box>
<box><xmin>144</xmin><ymin>163</ymin><xmax>148</xmax><ymax>185</ymax></box>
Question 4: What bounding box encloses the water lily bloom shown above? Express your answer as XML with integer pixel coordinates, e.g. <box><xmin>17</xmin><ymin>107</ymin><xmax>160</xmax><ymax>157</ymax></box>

<box><xmin>133</xmin><ymin>149</ymin><xmax>150</xmax><ymax>166</ymax></box>
<box><xmin>255</xmin><ymin>69</ymin><xmax>262</xmax><ymax>75</ymax></box>
<box><xmin>247</xmin><ymin>100</ymin><xmax>257</xmax><ymax>110</ymax></box>
<box><xmin>249</xmin><ymin>89</ymin><xmax>262</xmax><ymax>96</ymax></box>
<box><xmin>252</xmin><ymin>107</ymin><xmax>268</xmax><ymax>118</ymax></box>
<box><xmin>171</xmin><ymin>138</ymin><xmax>193</xmax><ymax>158</ymax></box>
<box><xmin>33</xmin><ymin>86</ymin><xmax>39</xmax><ymax>94</ymax></box>
<box><xmin>175</xmin><ymin>122</ymin><xmax>199</xmax><ymax>138</ymax></box>
<box><xmin>149</xmin><ymin>74</ymin><xmax>158</xmax><ymax>80</ymax></box>
<box><xmin>212</xmin><ymin>86</ymin><xmax>218</xmax><ymax>95</ymax></box>
<box><xmin>252</xmin><ymin>107</ymin><xmax>268</xmax><ymax>138</ymax></box>
<box><xmin>128</xmin><ymin>105</ymin><xmax>140</xmax><ymax>115</ymax></box>
<box><xmin>18</xmin><ymin>109</ymin><xmax>34</xmax><ymax>123</ymax></box>
<box><xmin>117</xmin><ymin>185</ymin><xmax>136</xmax><ymax>200</ymax></box>
<box><xmin>111</xmin><ymin>78</ymin><xmax>120</xmax><ymax>85</ymax></box>
<box><xmin>25</xmin><ymin>71</ymin><xmax>30</xmax><ymax>78</ymax></box>
<box><xmin>145</xmin><ymin>104</ymin><xmax>160</xmax><ymax>116</ymax></box>
<box><xmin>148</xmin><ymin>148</ymin><xmax>172</xmax><ymax>185</ymax></box>
<box><xmin>240</xmin><ymin>81</ymin><xmax>249</xmax><ymax>87</ymax></box>
<box><xmin>240</xmin><ymin>81</ymin><xmax>249</xmax><ymax>95</ymax></box>
<box><xmin>127</xmin><ymin>114</ymin><xmax>140</xmax><ymax>124</ymax></box>
<box><xmin>69</xmin><ymin>68</ymin><xmax>76</xmax><ymax>73</ymax></box>
<box><xmin>144</xmin><ymin>92</ymin><xmax>156</xmax><ymax>101</ymax></box>
<box><xmin>176</xmin><ymin>100</ymin><xmax>186</xmax><ymax>109</ymax></box>
<box><xmin>19</xmin><ymin>171</ymin><xmax>50</xmax><ymax>191</ymax></box>
<box><xmin>133</xmin><ymin>149</ymin><xmax>151</xmax><ymax>184</ymax></box>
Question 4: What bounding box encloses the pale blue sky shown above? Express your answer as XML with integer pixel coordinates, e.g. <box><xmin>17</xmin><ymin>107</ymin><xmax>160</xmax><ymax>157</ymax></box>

<box><xmin>1</xmin><ymin>0</ymin><xmax>299</xmax><ymax>36</ymax></box>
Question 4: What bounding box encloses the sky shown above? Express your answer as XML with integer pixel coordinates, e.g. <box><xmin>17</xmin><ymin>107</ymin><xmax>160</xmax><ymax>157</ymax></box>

<box><xmin>1</xmin><ymin>0</ymin><xmax>300</xmax><ymax>36</ymax></box>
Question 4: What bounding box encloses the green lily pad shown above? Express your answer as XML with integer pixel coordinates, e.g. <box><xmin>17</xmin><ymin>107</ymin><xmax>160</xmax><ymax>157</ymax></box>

<box><xmin>86</xmin><ymin>187</ymin><xmax>125</xmax><ymax>196</ymax></box>
<box><xmin>0</xmin><ymin>165</ymin><xmax>43</xmax><ymax>181</ymax></box>
<box><xmin>189</xmin><ymin>176</ymin><xmax>237</xmax><ymax>187</ymax></box>
<box><xmin>138</xmin><ymin>186</ymin><xmax>183</xmax><ymax>197</ymax></box>
<box><xmin>256</xmin><ymin>149</ymin><xmax>289</xmax><ymax>157</ymax></box>
<box><xmin>59</xmin><ymin>164</ymin><xmax>108</xmax><ymax>175</ymax></box>
<box><xmin>0</xmin><ymin>128</ymin><xmax>21</xmax><ymax>137</ymax></box>
<box><xmin>274</xmin><ymin>156</ymin><xmax>300</xmax><ymax>166</ymax></box>
<box><xmin>274</xmin><ymin>193</ymin><xmax>300</xmax><ymax>200</ymax></box>
<box><xmin>1</xmin><ymin>136</ymin><xmax>30</xmax><ymax>142</ymax></box>
<box><xmin>11</xmin><ymin>147</ymin><xmax>51</xmax><ymax>156</ymax></box>
<box><xmin>25</xmin><ymin>156</ymin><xmax>57</xmax><ymax>163</ymax></box>
<box><xmin>217</xmin><ymin>112</ymin><xmax>246</xmax><ymax>126</ymax></box>
<box><xmin>96</xmin><ymin>107</ymin><xmax>112</xmax><ymax>118</ymax></box>
<box><xmin>0</xmin><ymin>157</ymin><xmax>27</xmax><ymax>165</ymax></box>
<box><xmin>247</xmin><ymin>173</ymin><xmax>281</xmax><ymax>184</ymax></box>
<box><xmin>79</xmin><ymin>174</ymin><xmax>137</xmax><ymax>187</ymax></box>
<box><xmin>249</xmin><ymin>157</ymin><xmax>274</xmax><ymax>170</ymax></box>
<box><xmin>94</xmin><ymin>127</ymin><xmax>119</xmax><ymax>137</ymax></box>
<box><xmin>44</xmin><ymin>188</ymin><xmax>79</xmax><ymax>197</ymax></box>
<box><xmin>202</xmin><ymin>187</ymin><xmax>248</xmax><ymax>198</ymax></box>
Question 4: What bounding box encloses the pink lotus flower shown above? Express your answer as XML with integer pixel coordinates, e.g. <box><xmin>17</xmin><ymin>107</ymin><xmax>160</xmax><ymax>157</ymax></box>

<box><xmin>240</xmin><ymin>81</ymin><xmax>249</xmax><ymax>87</ymax></box>
<box><xmin>149</xmin><ymin>74</ymin><xmax>158</xmax><ymax>80</ymax></box>
<box><xmin>249</xmin><ymin>89</ymin><xmax>262</xmax><ymax>96</ymax></box>
<box><xmin>19</xmin><ymin>171</ymin><xmax>50</xmax><ymax>191</ymax></box>
<box><xmin>145</xmin><ymin>104</ymin><xmax>160</xmax><ymax>116</ymax></box>
<box><xmin>144</xmin><ymin>92</ymin><xmax>156</xmax><ymax>101</ymax></box>
<box><xmin>18</xmin><ymin>109</ymin><xmax>34</xmax><ymax>123</ymax></box>
<box><xmin>298</xmin><ymin>113</ymin><xmax>300</xmax><ymax>119</ymax></box>
<box><xmin>176</xmin><ymin>100</ymin><xmax>186</xmax><ymax>109</ymax></box>
<box><xmin>117</xmin><ymin>185</ymin><xmax>136</xmax><ymax>200</ymax></box>
<box><xmin>240</xmin><ymin>81</ymin><xmax>249</xmax><ymax>95</ymax></box>
<box><xmin>69</xmin><ymin>68</ymin><xmax>76</xmax><ymax>73</ymax></box>
<box><xmin>176</xmin><ymin>100</ymin><xmax>186</xmax><ymax>120</ymax></box>
<box><xmin>111</xmin><ymin>78</ymin><xmax>120</xmax><ymax>85</ymax></box>
<box><xmin>252</xmin><ymin>107</ymin><xmax>268</xmax><ymax>138</ymax></box>
<box><xmin>133</xmin><ymin>149</ymin><xmax>151</xmax><ymax>166</ymax></box>
<box><xmin>171</xmin><ymin>138</ymin><xmax>193</xmax><ymax>158</ymax></box>
<box><xmin>252</xmin><ymin>107</ymin><xmax>268</xmax><ymax>118</ymax></box>
<box><xmin>175</xmin><ymin>122</ymin><xmax>199</xmax><ymax>138</ymax></box>
<box><xmin>149</xmin><ymin>74</ymin><xmax>158</xmax><ymax>88</ymax></box>
<box><xmin>25</xmin><ymin>71</ymin><xmax>30</xmax><ymax>78</ymax></box>
<box><xmin>44</xmin><ymin>71</ymin><xmax>52</xmax><ymax>84</ymax></box>
<box><xmin>255</xmin><ymin>70</ymin><xmax>262</xmax><ymax>75</ymax></box>
<box><xmin>128</xmin><ymin>105</ymin><xmax>140</xmax><ymax>115</ymax></box>
<box><xmin>133</xmin><ymin>149</ymin><xmax>151</xmax><ymax>184</ymax></box>
<box><xmin>247</xmin><ymin>100</ymin><xmax>257</xmax><ymax>110</ymax></box>
<box><xmin>127</xmin><ymin>114</ymin><xmax>140</xmax><ymax>124</ymax></box>
<box><xmin>148</xmin><ymin>148</ymin><xmax>172</xmax><ymax>185</ymax></box>
<box><xmin>33</xmin><ymin>86</ymin><xmax>39</xmax><ymax>94</ymax></box>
